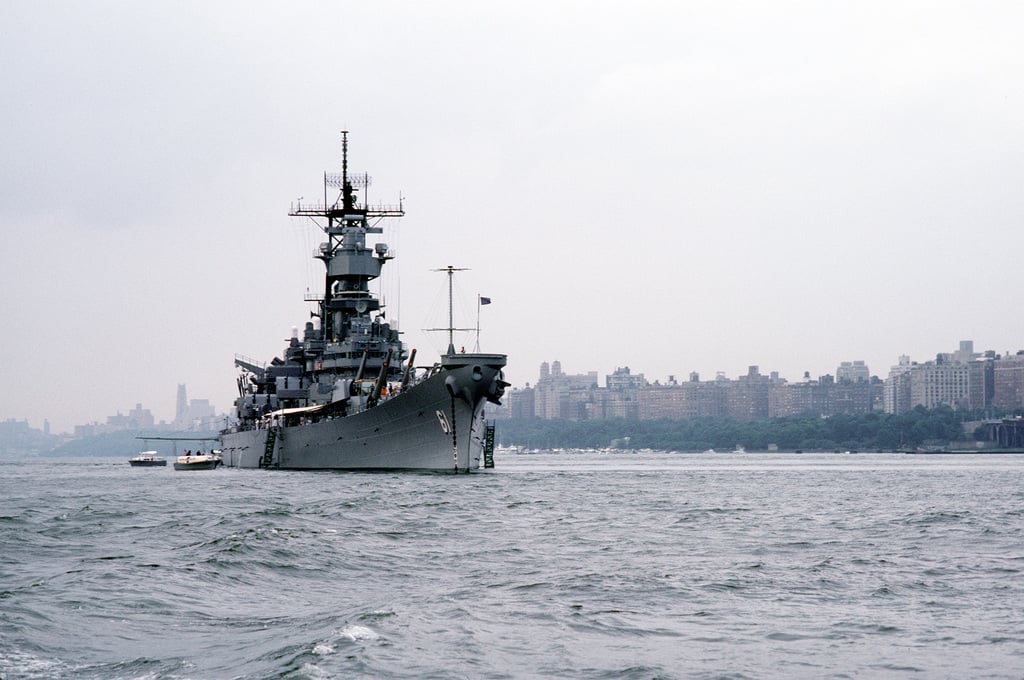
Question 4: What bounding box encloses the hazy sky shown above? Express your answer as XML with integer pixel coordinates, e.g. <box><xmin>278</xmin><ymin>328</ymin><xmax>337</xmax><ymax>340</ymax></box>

<box><xmin>3</xmin><ymin>1</ymin><xmax>1023</xmax><ymax>433</ymax></box>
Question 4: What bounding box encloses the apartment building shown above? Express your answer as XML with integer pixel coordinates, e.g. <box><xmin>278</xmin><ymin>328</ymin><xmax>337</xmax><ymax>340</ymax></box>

<box><xmin>513</xmin><ymin>343</ymin><xmax>1023</xmax><ymax>423</ymax></box>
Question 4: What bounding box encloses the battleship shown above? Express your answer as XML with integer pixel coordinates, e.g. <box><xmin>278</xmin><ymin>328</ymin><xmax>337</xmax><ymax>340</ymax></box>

<box><xmin>219</xmin><ymin>133</ymin><xmax>508</xmax><ymax>471</ymax></box>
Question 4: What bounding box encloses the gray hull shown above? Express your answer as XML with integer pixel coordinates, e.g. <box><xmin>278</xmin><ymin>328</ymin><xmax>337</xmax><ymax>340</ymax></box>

<box><xmin>220</xmin><ymin>355</ymin><xmax>504</xmax><ymax>472</ymax></box>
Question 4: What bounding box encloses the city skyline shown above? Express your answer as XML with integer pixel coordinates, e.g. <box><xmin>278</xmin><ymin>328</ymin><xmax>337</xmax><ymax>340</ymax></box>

<box><xmin>4</xmin><ymin>3</ymin><xmax>1023</xmax><ymax>433</ymax></box>
<box><xmin>517</xmin><ymin>339</ymin><xmax>1023</xmax><ymax>394</ymax></box>
<box><xmin>37</xmin><ymin>384</ymin><xmax>226</xmax><ymax>437</ymax></box>
<box><xmin>512</xmin><ymin>339</ymin><xmax>1024</xmax><ymax>424</ymax></box>
<box><xmin>16</xmin><ymin>337</ymin><xmax>1024</xmax><ymax>436</ymax></box>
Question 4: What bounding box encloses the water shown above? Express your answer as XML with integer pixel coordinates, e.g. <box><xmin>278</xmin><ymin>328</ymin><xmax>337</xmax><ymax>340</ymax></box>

<box><xmin>3</xmin><ymin>452</ymin><xmax>1024</xmax><ymax>679</ymax></box>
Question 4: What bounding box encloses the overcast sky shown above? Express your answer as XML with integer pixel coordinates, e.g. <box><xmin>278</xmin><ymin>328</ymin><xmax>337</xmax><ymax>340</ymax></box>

<box><xmin>3</xmin><ymin>1</ymin><xmax>1023</xmax><ymax>433</ymax></box>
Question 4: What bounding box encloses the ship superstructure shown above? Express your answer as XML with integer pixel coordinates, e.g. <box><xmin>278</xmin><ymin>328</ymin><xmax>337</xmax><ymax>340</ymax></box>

<box><xmin>221</xmin><ymin>133</ymin><xmax>507</xmax><ymax>471</ymax></box>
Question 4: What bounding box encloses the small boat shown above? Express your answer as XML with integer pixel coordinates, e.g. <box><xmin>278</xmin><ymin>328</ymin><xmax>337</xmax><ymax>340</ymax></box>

<box><xmin>129</xmin><ymin>451</ymin><xmax>167</xmax><ymax>467</ymax></box>
<box><xmin>173</xmin><ymin>451</ymin><xmax>223</xmax><ymax>471</ymax></box>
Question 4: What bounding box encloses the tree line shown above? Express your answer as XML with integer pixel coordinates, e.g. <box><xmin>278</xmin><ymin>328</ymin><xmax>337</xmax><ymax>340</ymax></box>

<box><xmin>496</xmin><ymin>405</ymin><xmax>1003</xmax><ymax>452</ymax></box>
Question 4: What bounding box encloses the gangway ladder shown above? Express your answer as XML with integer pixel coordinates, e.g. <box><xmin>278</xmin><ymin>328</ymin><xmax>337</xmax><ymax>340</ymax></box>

<box><xmin>261</xmin><ymin>427</ymin><xmax>279</xmax><ymax>469</ymax></box>
<box><xmin>483</xmin><ymin>423</ymin><xmax>496</xmax><ymax>469</ymax></box>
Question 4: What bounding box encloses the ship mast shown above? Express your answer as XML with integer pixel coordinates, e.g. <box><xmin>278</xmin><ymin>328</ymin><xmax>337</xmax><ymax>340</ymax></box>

<box><xmin>289</xmin><ymin>132</ymin><xmax>404</xmax><ymax>344</ymax></box>
<box><xmin>431</xmin><ymin>266</ymin><xmax>471</xmax><ymax>356</ymax></box>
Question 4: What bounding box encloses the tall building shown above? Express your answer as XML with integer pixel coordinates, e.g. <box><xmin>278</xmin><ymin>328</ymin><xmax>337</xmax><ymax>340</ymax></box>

<box><xmin>953</xmin><ymin>340</ymin><xmax>977</xmax><ymax>365</ymax></box>
<box><xmin>509</xmin><ymin>384</ymin><xmax>536</xmax><ymax>419</ymax></box>
<box><xmin>883</xmin><ymin>342</ymin><xmax>983</xmax><ymax>414</ymax></box>
<box><xmin>908</xmin><ymin>362</ymin><xmax>970</xmax><ymax>410</ymax></box>
<box><xmin>884</xmin><ymin>356</ymin><xmax>913</xmax><ymax>414</ymax></box>
<box><xmin>591</xmin><ymin>367</ymin><xmax>646</xmax><ymax>419</ymax></box>
<box><xmin>175</xmin><ymin>384</ymin><xmax>188</xmax><ymax>427</ymax></box>
<box><xmin>969</xmin><ymin>355</ymin><xmax>995</xmax><ymax>412</ymax></box>
<box><xmin>106</xmin><ymin>403</ymin><xmax>155</xmax><ymax>429</ymax></box>
<box><xmin>769</xmin><ymin>377</ymin><xmax>830</xmax><ymax>417</ymax></box>
<box><xmin>836</xmin><ymin>360</ymin><xmax>870</xmax><ymax>383</ymax></box>
<box><xmin>725</xmin><ymin>366</ymin><xmax>771</xmax><ymax>421</ymax></box>
<box><xmin>993</xmin><ymin>353</ymin><xmax>1024</xmax><ymax>411</ymax></box>
<box><xmin>512</xmin><ymin>340</ymin><xmax>1017</xmax><ymax>423</ymax></box>
<box><xmin>638</xmin><ymin>384</ymin><xmax>690</xmax><ymax>420</ymax></box>
<box><xmin>534</xmin><ymin>361</ymin><xmax>598</xmax><ymax>420</ymax></box>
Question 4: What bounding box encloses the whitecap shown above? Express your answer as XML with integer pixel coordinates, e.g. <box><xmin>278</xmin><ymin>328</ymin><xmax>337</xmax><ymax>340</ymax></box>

<box><xmin>0</xmin><ymin>649</ymin><xmax>74</xmax><ymax>676</ymax></box>
<box><xmin>339</xmin><ymin>624</ymin><xmax>379</xmax><ymax>641</ymax></box>
<box><xmin>300</xmin><ymin>662</ymin><xmax>330</xmax><ymax>678</ymax></box>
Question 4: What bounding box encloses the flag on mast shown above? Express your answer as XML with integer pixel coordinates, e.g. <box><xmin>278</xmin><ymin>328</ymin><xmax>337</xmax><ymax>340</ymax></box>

<box><xmin>479</xmin><ymin>296</ymin><xmax>492</xmax><ymax>305</ymax></box>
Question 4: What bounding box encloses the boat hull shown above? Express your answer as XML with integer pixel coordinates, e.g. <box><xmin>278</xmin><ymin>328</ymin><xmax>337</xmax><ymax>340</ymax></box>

<box><xmin>129</xmin><ymin>460</ymin><xmax>167</xmax><ymax>467</ymax></box>
<box><xmin>220</xmin><ymin>356</ymin><xmax>504</xmax><ymax>472</ymax></box>
<box><xmin>173</xmin><ymin>459</ymin><xmax>221</xmax><ymax>470</ymax></box>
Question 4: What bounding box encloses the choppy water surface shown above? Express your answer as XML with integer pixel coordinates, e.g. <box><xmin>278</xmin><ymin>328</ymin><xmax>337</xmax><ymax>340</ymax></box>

<box><xmin>2</xmin><ymin>451</ymin><xmax>1024</xmax><ymax>679</ymax></box>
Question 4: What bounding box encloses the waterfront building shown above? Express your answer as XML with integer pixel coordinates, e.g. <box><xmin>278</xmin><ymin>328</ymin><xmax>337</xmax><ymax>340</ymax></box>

<box><xmin>769</xmin><ymin>372</ymin><xmax>880</xmax><ymax>417</ymax></box>
<box><xmin>637</xmin><ymin>383</ymin><xmax>690</xmax><ymax>420</ymax></box>
<box><xmin>832</xmin><ymin>379</ymin><xmax>881</xmax><ymax>414</ymax></box>
<box><xmin>836</xmin><ymin>360</ymin><xmax>870</xmax><ymax>383</ymax></box>
<box><xmin>630</xmin><ymin>376</ymin><xmax>720</xmax><ymax>419</ymax></box>
<box><xmin>969</xmin><ymin>355</ymin><xmax>995</xmax><ymax>411</ymax></box>
<box><xmin>909</xmin><ymin>362</ymin><xmax>971</xmax><ymax>410</ymax></box>
<box><xmin>884</xmin><ymin>355</ymin><xmax>914</xmax><ymax>414</ymax></box>
<box><xmin>534</xmin><ymin>360</ymin><xmax>599</xmax><ymax>420</ymax></box>
<box><xmin>606</xmin><ymin>367</ymin><xmax>646</xmax><ymax>391</ymax></box>
<box><xmin>517</xmin><ymin>341</ymin><xmax>1020</xmax><ymax>423</ymax></box>
<box><xmin>882</xmin><ymin>341</ymin><xmax>997</xmax><ymax>414</ymax></box>
<box><xmin>993</xmin><ymin>352</ymin><xmax>1024</xmax><ymax>411</ymax></box>
<box><xmin>589</xmin><ymin>367</ymin><xmax>646</xmax><ymax>419</ymax></box>
<box><xmin>509</xmin><ymin>384</ymin><xmax>535</xmax><ymax>419</ymax></box>
<box><xmin>637</xmin><ymin>376</ymin><xmax>729</xmax><ymax>420</ymax></box>
<box><xmin>726</xmin><ymin>366</ymin><xmax>771</xmax><ymax>421</ymax></box>
<box><xmin>589</xmin><ymin>389</ymin><xmax>639</xmax><ymax>419</ymax></box>
<box><xmin>769</xmin><ymin>374</ymin><xmax>829</xmax><ymax>417</ymax></box>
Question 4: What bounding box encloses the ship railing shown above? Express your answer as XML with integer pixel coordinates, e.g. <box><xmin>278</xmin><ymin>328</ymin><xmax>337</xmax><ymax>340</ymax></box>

<box><xmin>331</xmin><ymin>291</ymin><xmax>374</xmax><ymax>298</ymax></box>
<box><xmin>365</xmin><ymin>204</ymin><xmax>405</xmax><ymax>216</ymax></box>
<box><xmin>289</xmin><ymin>202</ymin><xmax>405</xmax><ymax>217</ymax></box>
<box><xmin>235</xmin><ymin>354</ymin><xmax>267</xmax><ymax>373</ymax></box>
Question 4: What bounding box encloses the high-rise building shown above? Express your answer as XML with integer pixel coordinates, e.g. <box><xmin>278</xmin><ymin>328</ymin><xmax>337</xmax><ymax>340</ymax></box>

<box><xmin>836</xmin><ymin>360</ymin><xmax>870</xmax><ymax>383</ymax></box>
<box><xmin>534</xmin><ymin>361</ymin><xmax>598</xmax><ymax>420</ymax></box>
<box><xmin>883</xmin><ymin>356</ymin><xmax>913</xmax><ymax>414</ymax></box>
<box><xmin>993</xmin><ymin>353</ymin><xmax>1024</xmax><ymax>411</ymax></box>
<box><xmin>908</xmin><ymin>363</ymin><xmax>970</xmax><ymax>410</ymax></box>
<box><xmin>884</xmin><ymin>343</ymin><xmax>979</xmax><ymax>413</ymax></box>
<box><xmin>969</xmin><ymin>355</ymin><xmax>995</xmax><ymax>411</ymax></box>
<box><xmin>726</xmin><ymin>366</ymin><xmax>771</xmax><ymax>421</ymax></box>
<box><xmin>175</xmin><ymin>384</ymin><xmax>188</xmax><ymax>427</ymax></box>
<box><xmin>509</xmin><ymin>385</ymin><xmax>535</xmax><ymax>419</ymax></box>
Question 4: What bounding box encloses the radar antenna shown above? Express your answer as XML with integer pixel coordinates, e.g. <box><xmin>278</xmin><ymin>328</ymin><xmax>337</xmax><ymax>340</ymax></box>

<box><xmin>428</xmin><ymin>266</ymin><xmax>472</xmax><ymax>356</ymax></box>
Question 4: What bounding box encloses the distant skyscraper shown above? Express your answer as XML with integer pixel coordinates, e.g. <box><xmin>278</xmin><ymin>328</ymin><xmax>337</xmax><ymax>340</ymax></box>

<box><xmin>175</xmin><ymin>384</ymin><xmax>188</xmax><ymax>427</ymax></box>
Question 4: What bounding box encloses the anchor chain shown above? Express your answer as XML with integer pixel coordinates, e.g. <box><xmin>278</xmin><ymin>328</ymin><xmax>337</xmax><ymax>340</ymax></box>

<box><xmin>450</xmin><ymin>392</ymin><xmax>459</xmax><ymax>472</ymax></box>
